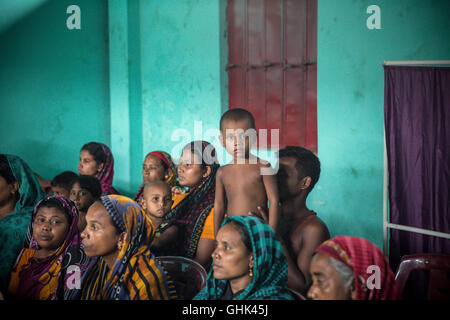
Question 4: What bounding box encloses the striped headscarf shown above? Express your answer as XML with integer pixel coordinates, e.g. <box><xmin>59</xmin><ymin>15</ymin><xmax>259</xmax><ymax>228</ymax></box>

<box><xmin>79</xmin><ymin>195</ymin><xmax>177</xmax><ymax>300</ymax></box>
<box><xmin>134</xmin><ymin>151</ymin><xmax>178</xmax><ymax>203</ymax></box>
<box><xmin>315</xmin><ymin>236</ymin><xmax>400</xmax><ymax>300</ymax></box>
<box><xmin>194</xmin><ymin>216</ymin><xmax>294</xmax><ymax>300</ymax></box>
<box><xmin>166</xmin><ymin>141</ymin><xmax>219</xmax><ymax>258</ymax></box>
<box><xmin>9</xmin><ymin>196</ymin><xmax>89</xmax><ymax>300</ymax></box>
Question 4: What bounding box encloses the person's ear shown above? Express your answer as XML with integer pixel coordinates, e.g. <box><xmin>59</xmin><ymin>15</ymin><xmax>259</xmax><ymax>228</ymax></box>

<box><xmin>202</xmin><ymin>165</ymin><xmax>212</xmax><ymax>179</ymax></box>
<box><xmin>350</xmin><ymin>278</ymin><xmax>357</xmax><ymax>300</ymax></box>
<box><xmin>10</xmin><ymin>181</ymin><xmax>19</xmax><ymax>195</ymax></box>
<box><xmin>117</xmin><ymin>232</ymin><xmax>127</xmax><ymax>251</ymax></box>
<box><xmin>164</xmin><ymin>168</ymin><xmax>172</xmax><ymax>180</ymax></box>
<box><xmin>141</xmin><ymin>200</ymin><xmax>147</xmax><ymax>210</ymax></box>
<box><xmin>299</xmin><ymin>176</ymin><xmax>312</xmax><ymax>191</ymax></box>
<box><xmin>97</xmin><ymin>162</ymin><xmax>104</xmax><ymax>174</ymax></box>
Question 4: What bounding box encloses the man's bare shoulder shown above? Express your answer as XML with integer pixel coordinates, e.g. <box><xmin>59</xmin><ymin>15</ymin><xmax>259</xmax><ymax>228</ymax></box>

<box><xmin>290</xmin><ymin>214</ymin><xmax>330</xmax><ymax>241</ymax></box>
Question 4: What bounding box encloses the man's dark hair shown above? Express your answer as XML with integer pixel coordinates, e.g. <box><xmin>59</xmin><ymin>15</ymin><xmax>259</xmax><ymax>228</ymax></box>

<box><xmin>220</xmin><ymin>108</ymin><xmax>256</xmax><ymax>131</ymax></box>
<box><xmin>51</xmin><ymin>171</ymin><xmax>78</xmax><ymax>190</ymax></box>
<box><xmin>278</xmin><ymin>146</ymin><xmax>321</xmax><ymax>193</ymax></box>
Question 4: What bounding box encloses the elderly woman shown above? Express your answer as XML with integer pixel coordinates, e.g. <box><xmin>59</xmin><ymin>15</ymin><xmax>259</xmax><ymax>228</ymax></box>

<box><xmin>194</xmin><ymin>216</ymin><xmax>294</xmax><ymax>300</ymax></box>
<box><xmin>307</xmin><ymin>236</ymin><xmax>400</xmax><ymax>300</ymax></box>
<box><xmin>166</xmin><ymin>141</ymin><xmax>219</xmax><ymax>269</ymax></box>
<box><xmin>78</xmin><ymin>195</ymin><xmax>177</xmax><ymax>300</ymax></box>
<box><xmin>78</xmin><ymin>142</ymin><xmax>119</xmax><ymax>196</ymax></box>
<box><xmin>0</xmin><ymin>154</ymin><xmax>46</xmax><ymax>293</ymax></box>
<box><xmin>8</xmin><ymin>196</ymin><xmax>89</xmax><ymax>300</ymax></box>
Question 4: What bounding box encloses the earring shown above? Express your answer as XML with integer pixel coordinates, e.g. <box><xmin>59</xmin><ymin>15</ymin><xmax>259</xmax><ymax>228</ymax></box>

<box><xmin>249</xmin><ymin>265</ymin><xmax>253</xmax><ymax>277</ymax></box>
<box><xmin>118</xmin><ymin>243</ymin><xmax>122</xmax><ymax>250</ymax></box>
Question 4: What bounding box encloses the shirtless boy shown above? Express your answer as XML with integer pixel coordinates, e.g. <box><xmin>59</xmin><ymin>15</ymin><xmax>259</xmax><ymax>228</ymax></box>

<box><xmin>214</xmin><ymin>108</ymin><xmax>279</xmax><ymax>235</ymax></box>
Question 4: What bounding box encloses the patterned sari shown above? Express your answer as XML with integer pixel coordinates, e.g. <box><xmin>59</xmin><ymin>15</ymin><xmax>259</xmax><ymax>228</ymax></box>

<box><xmin>8</xmin><ymin>196</ymin><xmax>89</xmax><ymax>300</ymax></box>
<box><xmin>166</xmin><ymin>141</ymin><xmax>219</xmax><ymax>258</ymax></box>
<box><xmin>0</xmin><ymin>154</ymin><xmax>46</xmax><ymax>293</ymax></box>
<box><xmin>79</xmin><ymin>195</ymin><xmax>177</xmax><ymax>300</ymax></box>
<box><xmin>315</xmin><ymin>236</ymin><xmax>400</xmax><ymax>300</ymax></box>
<box><xmin>194</xmin><ymin>216</ymin><xmax>294</xmax><ymax>300</ymax></box>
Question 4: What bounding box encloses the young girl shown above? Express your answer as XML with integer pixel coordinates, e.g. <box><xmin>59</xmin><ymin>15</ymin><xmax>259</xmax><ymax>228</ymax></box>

<box><xmin>8</xmin><ymin>196</ymin><xmax>89</xmax><ymax>300</ymax></box>
<box><xmin>78</xmin><ymin>142</ymin><xmax>119</xmax><ymax>196</ymax></box>
<box><xmin>134</xmin><ymin>151</ymin><xmax>178</xmax><ymax>205</ymax></box>
<box><xmin>69</xmin><ymin>175</ymin><xmax>102</xmax><ymax>232</ymax></box>
<box><xmin>141</xmin><ymin>181</ymin><xmax>179</xmax><ymax>256</ymax></box>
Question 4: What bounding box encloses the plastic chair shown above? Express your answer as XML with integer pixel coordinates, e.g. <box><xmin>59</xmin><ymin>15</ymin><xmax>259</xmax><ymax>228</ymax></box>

<box><xmin>156</xmin><ymin>256</ymin><xmax>208</xmax><ymax>300</ymax></box>
<box><xmin>395</xmin><ymin>254</ymin><xmax>450</xmax><ymax>300</ymax></box>
<box><xmin>288</xmin><ymin>288</ymin><xmax>307</xmax><ymax>300</ymax></box>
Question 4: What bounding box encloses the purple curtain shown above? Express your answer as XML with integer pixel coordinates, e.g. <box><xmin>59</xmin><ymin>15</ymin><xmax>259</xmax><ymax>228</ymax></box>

<box><xmin>384</xmin><ymin>66</ymin><xmax>450</xmax><ymax>295</ymax></box>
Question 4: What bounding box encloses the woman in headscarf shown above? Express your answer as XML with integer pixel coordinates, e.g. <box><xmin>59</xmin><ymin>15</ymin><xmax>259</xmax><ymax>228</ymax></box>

<box><xmin>166</xmin><ymin>141</ymin><xmax>219</xmax><ymax>269</ymax></box>
<box><xmin>8</xmin><ymin>196</ymin><xmax>89</xmax><ymax>300</ymax></box>
<box><xmin>0</xmin><ymin>154</ymin><xmax>46</xmax><ymax>293</ymax></box>
<box><xmin>194</xmin><ymin>216</ymin><xmax>294</xmax><ymax>300</ymax></box>
<box><xmin>78</xmin><ymin>195</ymin><xmax>177</xmax><ymax>300</ymax></box>
<box><xmin>78</xmin><ymin>142</ymin><xmax>119</xmax><ymax>196</ymax></box>
<box><xmin>133</xmin><ymin>150</ymin><xmax>178</xmax><ymax>205</ymax></box>
<box><xmin>307</xmin><ymin>235</ymin><xmax>400</xmax><ymax>300</ymax></box>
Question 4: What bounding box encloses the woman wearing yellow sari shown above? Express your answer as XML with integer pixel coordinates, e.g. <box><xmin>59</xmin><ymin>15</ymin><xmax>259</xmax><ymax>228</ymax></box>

<box><xmin>8</xmin><ymin>196</ymin><xmax>89</xmax><ymax>300</ymax></box>
<box><xmin>78</xmin><ymin>195</ymin><xmax>177</xmax><ymax>300</ymax></box>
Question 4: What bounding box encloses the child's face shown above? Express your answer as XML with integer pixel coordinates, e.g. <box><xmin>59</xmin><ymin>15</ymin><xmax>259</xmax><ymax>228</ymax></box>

<box><xmin>51</xmin><ymin>186</ymin><xmax>70</xmax><ymax>198</ymax></box>
<box><xmin>69</xmin><ymin>182</ymin><xmax>96</xmax><ymax>213</ymax></box>
<box><xmin>220</xmin><ymin>119</ymin><xmax>256</xmax><ymax>159</ymax></box>
<box><xmin>33</xmin><ymin>206</ymin><xmax>69</xmax><ymax>252</ymax></box>
<box><xmin>142</xmin><ymin>155</ymin><xmax>166</xmax><ymax>184</ymax></box>
<box><xmin>78</xmin><ymin>150</ymin><xmax>103</xmax><ymax>177</ymax></box>
<box><xmin>141</xmin><ymin>184</ymin><xmax>173</xmax><ymax>218</ymax></box>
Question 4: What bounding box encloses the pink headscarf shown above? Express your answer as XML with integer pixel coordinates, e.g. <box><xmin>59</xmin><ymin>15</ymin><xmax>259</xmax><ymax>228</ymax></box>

<box><xmin>97</xmin><ymin>143</ymin><xmax>119</xmax><ymax>196</ymax></box>
<box><xmin>315</xmin><ymin>236</ymin><xmax>400</xmax><ymax>300</ymax></box>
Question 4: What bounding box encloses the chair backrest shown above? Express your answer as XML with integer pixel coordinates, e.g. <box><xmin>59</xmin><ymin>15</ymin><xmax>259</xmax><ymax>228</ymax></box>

<box><xmin>288</xmin><ymin>288</ymin><xmax>307</xmax><ymax>300</ymax></box>
<box><xmin>156</xmin><ymin>256</ymin><xmax>208</xmax><ymax>300</ymax></box>
<box><xmin>395</xmin><ymin>254</ymin><xmax>450</xmax><ymax>300</ymax></box>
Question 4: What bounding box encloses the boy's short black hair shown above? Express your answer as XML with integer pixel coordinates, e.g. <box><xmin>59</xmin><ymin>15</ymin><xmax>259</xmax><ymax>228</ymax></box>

<box><xmin>51</xmin><ymin>171</ymin><xmax>78</xmax><ymax>190</ymax></box>
<box><xmin>220</xmin><ymin>108</ymin><xmax>256</xmax><ymax>131</ymax></box>
<box><xmin>70</xmin><ymin>175</ymin><xmax>102</xmax><ymax>199</ymax></box>
<box><xmin>0</xmin><ymin>154</ymin><xmax>16</xmax><ymax>184</ymax></box>
<box><xmin>278</xmin><ymin>146</ymin><xmax>321</xmax><ymax>193</ymax></box>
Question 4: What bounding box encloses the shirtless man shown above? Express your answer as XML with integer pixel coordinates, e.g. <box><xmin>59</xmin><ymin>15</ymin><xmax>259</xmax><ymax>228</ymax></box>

<box><xmin>252</xmin><ymin>146</ymin><xmax>330</xmax><ymax>295</ymax></box>
<box><xmin>214</xmin><ymin>108</ymin><xmax>279</xmax><ymax>236</ymax></box>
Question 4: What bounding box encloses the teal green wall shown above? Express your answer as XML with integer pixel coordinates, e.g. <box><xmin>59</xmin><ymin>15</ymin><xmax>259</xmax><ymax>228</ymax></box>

<box><xmin>1</xmin><ymin>0</ymin><xmax>449</xmax><ymax>249</ymax></box>
<box><xmin>0</xmin><ymin>0</ymin><xmax>110</xmax><ymax>181</ymax></box>
<box><xmin>139</xmin><ymin>0</ymin><xmax>224</xmax><ymax>173</ymax></box>
<box><xmin>0</xmin><ymin>0</ymin><xmax>225</xmax><ymax>198</ymax></box>
<box><xmin>316</xmin><ymin>0</ymin><xmax>450</xmax><ymax>248</ymax></box>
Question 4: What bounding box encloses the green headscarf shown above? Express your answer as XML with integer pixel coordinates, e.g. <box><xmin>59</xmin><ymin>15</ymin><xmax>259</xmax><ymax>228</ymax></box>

<box><xmin>194</xmin><ymin>216</ymin><xmax>294</xmax><ymax>300</ymax></box>
<box><xmin>0</xmin><ymin>154</ymin><xmax>46</xmax><ymax>292</ymax></box>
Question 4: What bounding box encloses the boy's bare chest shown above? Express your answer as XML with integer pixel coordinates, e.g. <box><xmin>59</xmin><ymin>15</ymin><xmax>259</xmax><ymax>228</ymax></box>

<box><xmin>221</xmin><ymin>165</ymin><xmax>263</xmax><ymax>191</ymax></box>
